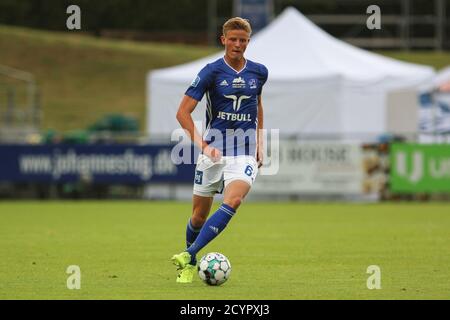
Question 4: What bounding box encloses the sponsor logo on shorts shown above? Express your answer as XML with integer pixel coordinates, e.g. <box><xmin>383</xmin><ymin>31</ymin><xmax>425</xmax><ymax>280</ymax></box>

<box><xmin>195</xmin><ymin>170</ymin><xmax>203</xmax><ymax>184</ymax></box>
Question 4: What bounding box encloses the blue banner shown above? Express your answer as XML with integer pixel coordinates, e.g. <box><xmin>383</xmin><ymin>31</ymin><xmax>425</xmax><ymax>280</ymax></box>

<box><xmin>0</xmin><ymin>144</ymin><xmax>198</xmax><ymax>184</ymax></box>
<box><xmin>234</xmin><ymin>0</ymin><xmax>273</xmax><ymax>33</ymax></box>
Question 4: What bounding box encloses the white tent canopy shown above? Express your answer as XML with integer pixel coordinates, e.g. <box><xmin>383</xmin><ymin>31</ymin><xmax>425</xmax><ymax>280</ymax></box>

<box><xmin>147</xmin><ymin>7</ymin><xmax>434</xmax><ymax>140</ymax></box>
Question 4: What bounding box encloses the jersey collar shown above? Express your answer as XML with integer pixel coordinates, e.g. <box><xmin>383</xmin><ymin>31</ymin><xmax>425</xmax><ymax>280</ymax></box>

<box><xmin>222</xmin><ymin>57</ymin><xmax>247</xmax><ymax>74</ymax></box>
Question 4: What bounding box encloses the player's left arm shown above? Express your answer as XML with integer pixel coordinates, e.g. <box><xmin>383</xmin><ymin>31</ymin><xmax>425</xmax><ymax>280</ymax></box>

<box><xmin>257</xmin><ymin>95</ymin><xmax>264</xmax><ymax>168</ymax></box>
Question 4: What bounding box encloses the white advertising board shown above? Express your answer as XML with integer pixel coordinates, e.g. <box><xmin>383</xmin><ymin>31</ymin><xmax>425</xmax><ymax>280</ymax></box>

<box><xmin>253</xmin><ymin>141</ymin><xmax>365</xmax><ymax>195</ymax></box>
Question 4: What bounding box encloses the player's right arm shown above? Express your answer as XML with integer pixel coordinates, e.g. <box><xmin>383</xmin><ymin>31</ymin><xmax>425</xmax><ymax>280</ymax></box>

<box><xmin>176</xmin><ymin>95</ymin><xmax>221</xmax><ymax>162</ymax></box>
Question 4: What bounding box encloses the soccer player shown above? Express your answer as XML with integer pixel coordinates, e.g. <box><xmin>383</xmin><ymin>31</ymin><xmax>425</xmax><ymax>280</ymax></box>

<box><xmin>171</xmin><ymin>17</ymin><xmax>268</xmax><ymax>283</ymax></box>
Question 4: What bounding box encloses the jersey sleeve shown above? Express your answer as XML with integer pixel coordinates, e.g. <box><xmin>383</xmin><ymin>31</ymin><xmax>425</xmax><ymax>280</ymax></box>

<box><xmin>185</xmin><ymin>64</ymin><xmax>214</xmax><ymax>102</ymax></box>
<box><xmin>257</xmin><ymin>65</ymin><xmax>269</xmax><ymax>96</ymax></box>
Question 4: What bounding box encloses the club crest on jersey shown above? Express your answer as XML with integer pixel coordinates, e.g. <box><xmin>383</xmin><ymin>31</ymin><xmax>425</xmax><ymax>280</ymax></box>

<box><xmin>232</xmin><ymin>77</ymin><xmax>246</xmax><ymax>88</ymax></box>
<box><xmin>249</xmin><ymin>79</ymin><xmax>257</xmax><ymax>89</ymax></box>
<box><xmin>191</xmin><ymin>75</ymin><xmax>200</xmax><ymax>88</ymax></box>
<box><xmin>220</xmin><ymin>79</ymin><xmax>229</xmax><ymax>86</ymax></box>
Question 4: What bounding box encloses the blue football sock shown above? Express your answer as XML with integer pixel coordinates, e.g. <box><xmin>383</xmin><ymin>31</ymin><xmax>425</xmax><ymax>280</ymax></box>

<box><xmin>186</xmin><ymin>218</ymin><xmax>201</xmax><ymax>265</ymax></box>
<box><xmin>187</xmin><ymin>204</ymin><xmax>236</xmax><ymax>262</ymax></box>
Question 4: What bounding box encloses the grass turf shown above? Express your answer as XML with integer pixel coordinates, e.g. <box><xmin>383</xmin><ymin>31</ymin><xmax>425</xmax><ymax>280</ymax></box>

<box><xmin>0</xmin><ymin>201</ymin><xmax>449</xmax><ymax>299</ymax></box>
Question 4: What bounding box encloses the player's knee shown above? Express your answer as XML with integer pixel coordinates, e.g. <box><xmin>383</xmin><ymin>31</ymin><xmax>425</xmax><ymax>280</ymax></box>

<box><xmin>224</xmin><ymin>196</ymin><xmax>242</xmax><ymax>210</ymax></box>
<box><xmin>191</xmin><ymin>213</ymin><xmax>207</xmax><ymax>228</ymax></box>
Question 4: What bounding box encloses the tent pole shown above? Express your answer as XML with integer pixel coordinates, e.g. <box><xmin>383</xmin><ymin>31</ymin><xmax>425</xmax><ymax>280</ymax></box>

<box><xmin>401</xmin><ymin>0</ymin><xmax>411</xmax><ymax>51</ymax></box>
<box><xmin>436</xmin><ymin>0</ymin><xmax>445</xmax><ymax>51</ymax></box>
<box><xmin>208</xmin><ymin>0</ymin><xmax>218</xmax><ymax>47</ymax></box>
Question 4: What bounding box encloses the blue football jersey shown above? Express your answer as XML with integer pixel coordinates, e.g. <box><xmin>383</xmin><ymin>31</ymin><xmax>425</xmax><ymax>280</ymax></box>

<box><xmin>185</xmin><ymin>57</ymin><xmax>268</xmax><ymax>156</ymax></box>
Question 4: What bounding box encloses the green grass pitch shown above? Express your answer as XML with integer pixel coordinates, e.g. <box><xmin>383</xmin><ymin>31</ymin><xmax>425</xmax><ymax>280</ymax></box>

<box><xmin>0</xmin><ymin>201</ymin><xmax>449</xmax><ymax>299</ymax></box>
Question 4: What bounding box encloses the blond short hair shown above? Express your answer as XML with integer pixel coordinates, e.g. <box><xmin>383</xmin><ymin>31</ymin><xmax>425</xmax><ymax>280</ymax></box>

<box><xmin>222</xmin><ymin>17</ymin><xmax>252</xmax><ymax>36</ymax></box>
